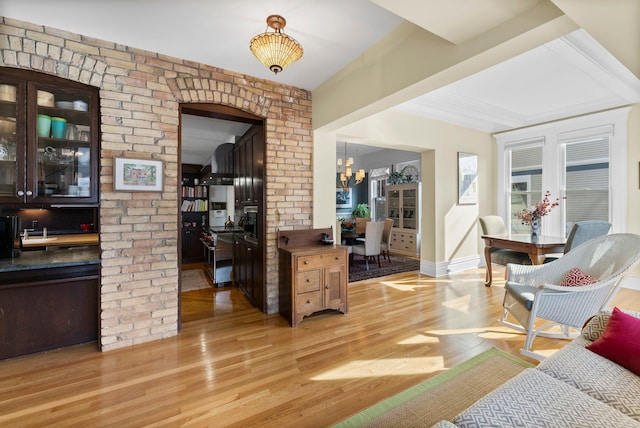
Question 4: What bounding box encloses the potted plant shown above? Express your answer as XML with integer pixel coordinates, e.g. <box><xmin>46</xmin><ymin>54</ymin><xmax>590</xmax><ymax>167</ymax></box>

<box><xmin>352</xmin><ymin>203</ymin><xmax>370</xmax><ymax>219</ymax></box>
<box><xmin>339</xmin><ymin>217</ymin><xmax>355</xmax><ymax>231</ymax></box>
<box><xmin>388</xmin><ymin>171</ymin><xmax>406</xmax><ymax>185</ymax></box>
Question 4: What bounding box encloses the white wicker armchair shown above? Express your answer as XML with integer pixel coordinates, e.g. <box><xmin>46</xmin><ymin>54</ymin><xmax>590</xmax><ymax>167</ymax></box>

<box><xmin>500</xmin><ymin>233</ymin><xmax>640</xmax><ymax>360</ymax></box>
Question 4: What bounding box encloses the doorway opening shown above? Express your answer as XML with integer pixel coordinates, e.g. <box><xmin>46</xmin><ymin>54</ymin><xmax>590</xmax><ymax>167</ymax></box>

<box><xmin>178</xmin><ymin>104</ymin><xmax>263</xmax><ymax>326</ymax></box>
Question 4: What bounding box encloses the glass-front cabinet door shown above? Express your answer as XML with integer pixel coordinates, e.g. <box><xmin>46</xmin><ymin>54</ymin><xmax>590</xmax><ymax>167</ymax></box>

<box><xmin>387</xmin><ymin>188</ymin><xmax>401</xmax><ymax>228</ymax></box>
<box><xmin>0</xmin><ymin>76</ymin><xmax>26</xmax><ymax>202</ymax></box>
<box><xmin>401</xmin><ymin>187</ymin><xmax>417</xmax><ymax>230</ymax></box>
<box><xmin>0</xmin><ymin>68</ymin><xmax>98</xmax><ymax>205</ymax></box>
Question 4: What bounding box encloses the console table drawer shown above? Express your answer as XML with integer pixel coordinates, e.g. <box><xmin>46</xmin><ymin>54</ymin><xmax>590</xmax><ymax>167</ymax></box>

<box><xmin>297</xmin><ymin>252</ymin><xmax>346</xmax><ymax>270</ymax></box>
<box><xmin>295</xmin><ymin>291</ymin><xmax>322</xmax><ymax>313</ymax></box>
<box><xmin>296</xmin><ymin>270</ymin><xmax>321</xmax><ymax>293</ymax></box>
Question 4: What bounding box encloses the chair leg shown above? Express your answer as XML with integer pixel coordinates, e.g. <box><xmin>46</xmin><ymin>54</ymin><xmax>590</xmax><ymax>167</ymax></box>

<box><xmin>377</xmin><ymin>255</ymin><xmax>381</xmax><ymax>268</ymax></box>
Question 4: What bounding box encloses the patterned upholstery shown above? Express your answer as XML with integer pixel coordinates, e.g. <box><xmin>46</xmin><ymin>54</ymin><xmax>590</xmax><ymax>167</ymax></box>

<box><xmin>432</xmin><ymin>310</ymin><xmax>640</xmax><ymax>428</ymax></box>
<box><xmin>452</xmin><ymin>369</ymin><xmax>640</xmax><ymax>427</ymax></box>
<box><xmin>537</xmin><ymin>338</ymin><xmax>640</xmax><ymax>421</ymax></box>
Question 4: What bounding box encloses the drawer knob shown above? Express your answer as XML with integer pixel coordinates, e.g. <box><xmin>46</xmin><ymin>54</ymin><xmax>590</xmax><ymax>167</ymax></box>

<box><xmin>306</xmin><ymin>278</ymin><xmax>310</xmax><ymax>282</ymax></box>
<box><xmin>325</xmin><ymin>285</ymin><xmax>329</xmax><ymax>289</ymax></box>
<box><xmin>304</xmin><ymin>260</ymin><xmax>308</xmax><ymax>264</ymax></box>
<box><xmin>306</xmin><ymin>300</ymin><xmax>311</xmax><ymax>304</ymax></box>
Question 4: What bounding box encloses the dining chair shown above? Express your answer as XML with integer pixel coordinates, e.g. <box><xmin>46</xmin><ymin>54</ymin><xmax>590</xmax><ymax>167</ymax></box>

<box><xmin>351</xmin><ymin>220</ymin><xmax>385</xmax><ymax>270</ymax></box>
<box><xmin>543</xmin><ymin>220</ymin><xmax>611</xmax><ymax>263</ymax></box>
<box><xmin>355</xmin><ymin>217</ymin><xmax>371</xmax><ymax>235</ymax></box>
<box><xmin>479</xmin><ymin>215</ymin><xmax>531</xmax><ymax>283</ymax></box>
<box><xmin>379</xmin><ymin>218</ymin><xmax>394</xmax><ymax>262</ymax></box>
<box><xmin>501</xmin><ymin>233</ymin><xmax>640</xmax><ymax>360</ymax></box>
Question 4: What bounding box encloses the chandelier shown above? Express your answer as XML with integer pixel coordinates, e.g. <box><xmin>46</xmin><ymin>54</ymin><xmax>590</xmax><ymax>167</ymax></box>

<box><xmin>249</xmin><ymin>15</ymin><xmax>303</xmax><ymax>74</ymax></box>
<box><xmin>336</xmin><ymin>142</ymin><xmax>365</xmax><ymax>192</ymax></box>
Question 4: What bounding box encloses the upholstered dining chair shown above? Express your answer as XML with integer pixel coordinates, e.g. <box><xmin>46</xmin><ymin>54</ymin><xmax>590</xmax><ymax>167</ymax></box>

<box><xmin>479</xmin><ymin>215</ymin><xmax>531</xmax><ymax>283</ymax></box>
<box><xmin>352</xmin><ymin>220</ymin><xmax>385</xmax><ymax>270</ymax></box>
<box><xmin>379</xmin><ymin>218</ymin><xmax>394</xmax><ymax>262</ymax></box>
<box><xmin>543</xmin><ymin>220</ymin><xmax>611</xmax><ymax>263</ymax></box>
<box><xmin>501</xmin><ymin>233</ymin><xmax>640</xmax><ymax>360</ymax></box>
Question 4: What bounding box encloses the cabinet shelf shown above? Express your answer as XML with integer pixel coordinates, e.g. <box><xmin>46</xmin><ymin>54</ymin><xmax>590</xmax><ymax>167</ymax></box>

<box><xmin>38</xmin><ymin>137</ymin><xmax>91</xmax><ymax>148</ymax></box>
<box><xmin>37</xmin><ymin>106</ymin><xmax>91</xmax><ymax>126</ymax></box>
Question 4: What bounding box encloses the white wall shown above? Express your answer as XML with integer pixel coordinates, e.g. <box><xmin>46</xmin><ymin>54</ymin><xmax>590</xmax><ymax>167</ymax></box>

<box><xmin>330</xmin><ymin>109</ymin><xmax>495</xmax><ymax>276</ymax></box>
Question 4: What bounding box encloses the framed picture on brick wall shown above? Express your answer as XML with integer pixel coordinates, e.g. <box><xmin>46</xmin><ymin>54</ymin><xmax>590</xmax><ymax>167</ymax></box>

<box><xmin>114</xmin><ymin>157</ymin><xmax>163</xmax><ymax>192</ymax></box>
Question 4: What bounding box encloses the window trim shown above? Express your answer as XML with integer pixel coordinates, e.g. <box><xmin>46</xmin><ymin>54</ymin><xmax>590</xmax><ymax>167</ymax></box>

<box><xmin>495</xmin><ymin>107</ymin><xmax>630</xmax><ymax>236</ymax></box>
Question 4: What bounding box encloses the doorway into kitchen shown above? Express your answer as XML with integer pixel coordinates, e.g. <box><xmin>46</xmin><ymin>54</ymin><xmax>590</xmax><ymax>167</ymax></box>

<box><xmin>178</xmin><ymin>104</ymin><xmax>262</xmax><ymax>325</ymax></box>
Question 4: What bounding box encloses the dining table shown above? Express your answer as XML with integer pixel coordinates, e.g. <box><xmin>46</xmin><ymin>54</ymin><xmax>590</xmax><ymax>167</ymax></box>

<box><xmin>481</xmin><ymin>233</ymin><xmax>566</xmax><ymax>286</ymax></box>
<box><xmin>341</xmin><ymin>230</ymin><xmax>363</xmax><ymax>245</ymax></box>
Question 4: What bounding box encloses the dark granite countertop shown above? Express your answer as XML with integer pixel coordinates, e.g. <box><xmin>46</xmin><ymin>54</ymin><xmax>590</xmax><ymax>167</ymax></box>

<box><xmin>208</xmin><ymin>227</ymin><xmax>244</xmax><ymax>234</ymax></box>
<box><xmin>0</xmin><ymin>247</ymin><xmax>100</xmax><ymax>273</ymax></box>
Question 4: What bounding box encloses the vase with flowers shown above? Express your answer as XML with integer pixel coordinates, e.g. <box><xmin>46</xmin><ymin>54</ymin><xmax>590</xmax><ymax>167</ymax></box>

<box><xmin>514</xmin><ymin>191</ymin><xmax>561</xmax><ymax>240</ymax></box>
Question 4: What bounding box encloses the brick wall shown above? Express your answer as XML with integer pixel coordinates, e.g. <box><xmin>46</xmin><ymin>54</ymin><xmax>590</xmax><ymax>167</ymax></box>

<box><xmin>0</xmin><ymin>17</ymin><xmax>313</xmax><ymax>351</ymax></box>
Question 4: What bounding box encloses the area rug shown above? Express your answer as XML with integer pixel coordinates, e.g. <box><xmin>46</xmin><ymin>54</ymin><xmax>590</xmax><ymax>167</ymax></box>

<box><xmin>181</xmin><ymin>269</ymin><xmax>212</xmax><ymax>292</ymax></box>
<box><xmin>334</xmin><ymin>347</ymin><xmax>534</xmax><ymax>428</ymax></box>
<box><xmin>349</xmin><ymin>254</ymin><xmax>420</xmax><ymax>283</ymax></box>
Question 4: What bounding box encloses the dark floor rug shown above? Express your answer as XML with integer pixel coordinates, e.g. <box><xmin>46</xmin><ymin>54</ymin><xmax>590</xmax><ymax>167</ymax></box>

<box><xmin>349</xmin><ymin>254</ymin><xmax>420</xmax><ymax>282</ymax></box>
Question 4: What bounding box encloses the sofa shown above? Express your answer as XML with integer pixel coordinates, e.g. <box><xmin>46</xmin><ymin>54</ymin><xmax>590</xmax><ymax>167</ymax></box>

<box><xmin>433</xmin><ymin>309</ymin><xmax>640</xmax><ymax>427</ymax></box>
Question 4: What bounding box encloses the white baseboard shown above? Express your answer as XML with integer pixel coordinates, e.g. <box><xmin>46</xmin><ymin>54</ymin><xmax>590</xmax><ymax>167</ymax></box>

<box><xmin>419</xmin><ymin>255</ymin><xmax>481</xmax><ymax>278</ymax></box>
<box><xmin>622</xmin><ymin>276</ymin><xmax>640</xmax><ymax>290</ymax></box>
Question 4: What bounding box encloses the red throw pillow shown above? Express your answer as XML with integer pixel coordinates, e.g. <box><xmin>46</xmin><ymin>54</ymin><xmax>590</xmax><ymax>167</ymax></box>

<box><xmin>560</xmin><ymin>268</ymin><xmax>598</xmax><ymax>286</ymax></box>
<box><xmin>586</xmin><ymin>307</ymin><xmax>640</xmax><ymax>375</ymax></box>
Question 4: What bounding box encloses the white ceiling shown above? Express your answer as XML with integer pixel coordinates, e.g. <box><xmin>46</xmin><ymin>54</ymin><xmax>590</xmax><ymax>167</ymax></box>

<box><xmin>3</xmin><ymin>0</ymin><xmax>639</xmax><ymax>161</ymax></box>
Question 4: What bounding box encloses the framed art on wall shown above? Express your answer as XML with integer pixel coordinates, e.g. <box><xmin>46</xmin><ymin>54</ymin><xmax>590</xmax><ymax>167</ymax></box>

<box><xmin>114</xmin><ymin>157</ymin><xmax>163</xmax><ymax>192</ymax></box>
<box><xmin>458</xmin><ymin>152</ymin><xmax>478</xmax><ymax>204</ymax></box>
<box><xmin>336</xmin><ymin>188</ymin><xmax>352</xmax><ymax>208</ymax></box>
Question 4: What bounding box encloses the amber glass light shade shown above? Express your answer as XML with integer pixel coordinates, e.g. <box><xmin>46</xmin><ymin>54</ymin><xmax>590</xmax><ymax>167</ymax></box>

<box><xmin>250</xmin><ymin>15</ymin><xmax>303</xmax><ymax>74</ymax></box>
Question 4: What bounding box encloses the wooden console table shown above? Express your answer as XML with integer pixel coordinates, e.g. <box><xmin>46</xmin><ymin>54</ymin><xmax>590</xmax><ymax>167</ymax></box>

<box><xmin>278</xmin><ymin>228</ymin><xmax>348</xmax><ymax>326</ymax></box>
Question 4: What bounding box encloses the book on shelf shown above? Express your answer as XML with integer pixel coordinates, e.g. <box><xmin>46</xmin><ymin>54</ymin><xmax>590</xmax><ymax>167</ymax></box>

<box><xmin>181</xmin><ymin>186</ymin><xmax>208</xmax><ymax>198</ymax></box>
<box><xmin>181</xmin><ymin>199</ymin><xmax>208</xmax><ymax>212</ymax></box>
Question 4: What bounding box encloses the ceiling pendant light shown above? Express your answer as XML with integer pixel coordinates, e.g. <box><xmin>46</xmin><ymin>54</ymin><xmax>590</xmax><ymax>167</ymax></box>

<box><xmin>249</xmin><ymin>15</ymin><xmax>303</xmax><ymax>74</ymax></box>
<box><xmin>337</xmin><ymin>142</ymin><xmax>365</xmax><ymax>192</ymax></box>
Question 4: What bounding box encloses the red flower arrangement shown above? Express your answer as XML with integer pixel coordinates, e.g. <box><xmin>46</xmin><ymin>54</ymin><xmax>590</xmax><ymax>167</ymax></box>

<box><xmin>514</xmin><ymin>191</ymin><xmax>561</xmax><ymax>226</ymax></box>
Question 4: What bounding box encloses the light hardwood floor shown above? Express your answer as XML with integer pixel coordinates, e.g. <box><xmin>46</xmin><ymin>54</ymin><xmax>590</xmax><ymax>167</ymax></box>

<box><xmin>1</xmin><ymin>267</ymin><xmax>639</xmax><ymax>427</ymax></box>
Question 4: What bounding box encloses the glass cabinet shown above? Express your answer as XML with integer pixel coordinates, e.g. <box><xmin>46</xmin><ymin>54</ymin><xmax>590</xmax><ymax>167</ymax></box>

<box><xmin>0</xmin><ymin>68</ymin><xmax>99</xmax><ymax>205</ymax></box>
<box><xmin>386</xmin><ymin>183</ymin><xmax>421</xmax><ymax>257</ymax></box>
<box><xmin>387</xmin><ymin>183</ymin><xmax>420</xmax><ymax>230</ymax></box>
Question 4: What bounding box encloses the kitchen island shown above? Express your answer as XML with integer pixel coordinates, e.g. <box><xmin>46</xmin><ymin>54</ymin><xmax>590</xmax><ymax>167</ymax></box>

<box><xmin>0</xmin><ymin>247</ymin><xmax>100</xmax><ymax>359</ymax></box>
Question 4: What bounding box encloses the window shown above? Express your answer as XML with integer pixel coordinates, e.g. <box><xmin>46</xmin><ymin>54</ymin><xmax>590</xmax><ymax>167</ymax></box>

<box><xmin>562</xmin><ymin>137</ymin><xmax>609</xmax><ymax>231</ymax></box>
<box><xmin>496</xmin><ymin>108</ymin><xmax>629</xmax><ymax>236</ymax></box>
<box><xmin>508</xmin><ymin>144</ymin><xmax>543</xmax><ymax>233</ymax></box>
<box><xmin>369</xmin><ymin>167</ymin><xmax>389</xmax><ymax>221</ymax></box>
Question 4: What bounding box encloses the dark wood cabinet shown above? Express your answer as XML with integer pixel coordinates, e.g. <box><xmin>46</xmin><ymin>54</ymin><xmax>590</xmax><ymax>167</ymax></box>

<box><xmin>181</xmin><ymin>228</ymin><xmax>203</xmax><ymax>263</ymax></box>
<box><xmin>0</xmin><ymin>68</ymin><xmax>99</xmax><ymax>205</ymax></box>
<box><xmin>234</xmin><ymin>125</ymin><xmax>264</xmax><ymax>207</ymax></box>
<box><xmin>0</xmin><ymin>263</ymin><xmax>99</xmax><ymax>360</ymax></box>
<box><xmin>231</xmin><ymin>124</ymin><xmax>265</xmax><ymax>311</ymax></box>
<box><xmin>233</xmin><ymin>235</ymin><xmax>263</xmax><ymax>309</ymax></box>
